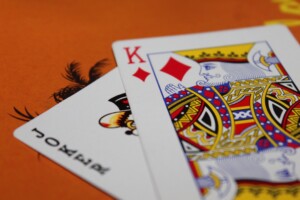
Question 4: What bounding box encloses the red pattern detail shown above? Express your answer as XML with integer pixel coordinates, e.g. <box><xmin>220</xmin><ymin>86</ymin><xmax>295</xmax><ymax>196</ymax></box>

<box><xmin>269</xmin><ymin>52</ymin><xmax>287</xmax><ymax>75</ymax></box>
<box><xmin>205</xmin><ymin>134</ymin><xmax>213</xmax><ymax>139</ymax></box>
<box><xmin>133</xmin><ymin>67</ymin><xmax>150</xmax><ymax>82</ymax></box>
<box><xmin>213</xmin><ymin>99</ymin><xmax>221</xmax><ymax>106</ymax></box>
<box><xmin>160</xmin><ymin>57</ymin><xmax>191</xmax><ymax>81</ymax></box>
<box><xmin>272</xmin><ymin>82</ymin><xmax>300</xmax><ymax>96</ymax></box>
<box><xmin>256</xmin><ymin>109</ymin><xmax>263</xmax><ymax>114</ymax></box>
<box><xmin>265</xmin><ymin>124</ymin><xmax>274</xmax><ymax>131</ymax></box>
<box><xmin>229</xmin><ymin>95</ymin><xmax>251</xmax><ymax>109</ymax></box>
<box><xmin>224</xmin><ymin>123</ymin><xmax>230</xmax><ymax>128</ymax></box>
<box><xmin>217</xmin><ymin>85</ymin><xmax>229</xmax><ymax>93</ymax></box>
<box><xmin>177</xmin><ymin>102</ymin><xmax>205</xmax><ymax>132</ymax></box>
<box><xmin>234</xmin><ymin>121</ymin><xmax>256</xmax><ymax>135</ymax></box>
<box><xmin>178</xmin><ymin>132</ymin><xmax>208</xmax><ymax>151</ymax></box>
<box><xmin>171</xmin><ymin>107</ymin><xmax>184</xmax><ymax>119</ymax></box>
<box><xmin>219</xmin><ymin>108</ymin><xmax>226</xmax><ymax>114</ymax></box>
<box><xmin>237</xmin><ymin>180</ymin><xmax>300</xmax><ymax>186</ymax></box>
<box><xmin>189</xmin><ymin>161</ymin><xmax>200</xmax><ymax>178</ymax></box>
<box><xmin>173</xmin><ymin>94</ymin><xmax>179</xmax><ymax>99</ymax></box>
<box><xmin>189</xmin><ymin>113</ymin><xmax>196</xmax><ymax>119</ymax></box>
<box><xmin>180</xmin><ymin>90</ymin><xmax>187</xmax><ymax>95</ymax></box>
<box><xmin>276</xmin><ymin>62</ymin><xmax>288</xmax><ymax>76</ymax></box>
<box><xmin>166</xmin><ymin>98</ymin><xmax>172</xmax><ymax>102</ymax></box>
<box><xmin>255</xmin><ymin>102</ymin><xmax>261</xmax><ymax>108</ymax></box>
<box><xmin>180</xmin><ymin>122</ymin><xmax>191</xmax><ymax>129</ymax></box>
<box><xmin>193</xmin><ymin>85</ymin><xmax>204</xmax><ymax>90</ymax></box>
<box><xmin>257</xmin><ymin>139</ymin><xmax>271</xmax><ymax>148</ymax></box>
<box><xmin>288</xmin><ymin>143</ymin><xmax>299</xmax><ymax>148</ymax></box>
<box><xmin>282</xmin><ymin>100</ymin><xmax>300</xmax><ymax>131</ymax></box>
<box><xmin>259</xmin><ymin>116</ymin><xmax>267</xmax><ymax>123</ymax></box>
<box><xmin>196</xmin><ymin>58</ymin><xmax>248</xmax><ymax>63</ymax></box>
<box><xmin>223</xmin><ymin>116</ymin><xmax>229</xmax><ymax>121</ymax></box>
<box><xmin>274</xmin><ymin>133</ymin><xmax>286</xmax><ymax>143</ymax></box>
<box><xmin>204</xmin><ymin>90</ymin><xmax>215</xmax><ymax>98</ymax></box>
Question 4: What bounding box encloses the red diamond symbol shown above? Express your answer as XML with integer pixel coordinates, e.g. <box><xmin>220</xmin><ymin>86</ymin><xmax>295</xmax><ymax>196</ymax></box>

<box><xmin>160</xmin><ymin>57</ymin><xmax>191</xmax><ymax>81</ymax></box>
<box><xmin>133</xmin><ymin>67</ymin><xmax>150</xmax><ymax>82</ymax></box>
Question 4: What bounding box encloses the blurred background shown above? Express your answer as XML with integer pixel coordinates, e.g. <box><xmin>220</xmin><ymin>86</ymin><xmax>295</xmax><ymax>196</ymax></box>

<box><xmin>1</xmin><ymin>0</ymin><xmax>300</xmax><ymax>199</ymax></box>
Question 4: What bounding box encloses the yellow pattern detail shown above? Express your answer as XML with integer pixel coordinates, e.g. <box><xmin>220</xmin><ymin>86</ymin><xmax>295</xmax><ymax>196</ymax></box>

<box><xmin>210</xmin><ymin>173</ymin><xmax>221</xmax><ymax>189</ymax></box>
<box><xmin>266</xmin><ymin>94</ymin><xmax>290</xmax><ymax>108</ymax></box>
<box><xmin>168</xmin><ymin>95</ymin><xmax>197</xmax><ymax>111</ymax></box>
<box><xmin>251</xmin><ymin>88</ymin><xmax>279</xmax><ymax>147</ymax></box>
<box><xmin>231</xmin><ymin>106</ymin><xmax>250</xmax><ymax>111</ymax></box>
<box><xmin>224</xmin><ymin>77</ymin><xmax>283</xmax><ymax>104</ymax></box>
<box><xmin>187</xmin><ymin>88</ymin><xmax>224</xmax><ymax>150</ymax></box>
<box><xmin>175</xmin><ymin>43</ymin><xmax>253</xmax><ymax>60</ymax></box>
<box><xmin>268</xmin><ymin>87</ymin><xmax>299</xmax><ymax>105</ymax></box>
<box><xmin>173</xmin><ymin>98</ymin><xmax>202</xmax><ymax>131</ymax></box>
<box><xmin>286</xmin><ymin>108</ymin><xmax>300</xmax><ymax>133</ymax></box>
<box><xmin>191</xmin><ymin>127</ymin><xmax>261</xmax><ymax>160</ymax></box>
<box><xmin>235</xmin><ymin>184</ymin><xmax>300</xmax><ymax>200</ymax></box>
<box><xmin>193</xmin><ymin>147</ymin><xmax>257</xmax><ymax>160</ymax></box>
<box><xmin>234</xmin><ymin>119</ymin><xmax>255</xmax><ymax>124</ymax></box>
<box><xmin>259</xmin><ymin>56</ymin><xmax>270</xmax><ymax>67</ymax></box>
<box><xmin>181</xmin><ymin>128</ymin><xmax>214</xmax><ymax>148</ymax></box>
<box><xmin>262</xmin><ymin>83</ymin><xmax>300</xmax><ymax>144</ymax></box>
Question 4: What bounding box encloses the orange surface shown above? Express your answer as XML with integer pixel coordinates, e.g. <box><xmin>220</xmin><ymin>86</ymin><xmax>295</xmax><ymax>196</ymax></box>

<box><xmin>1</xmin><ymin>0</ymin><xmax>300</xmax><ymax>199</ymax></box>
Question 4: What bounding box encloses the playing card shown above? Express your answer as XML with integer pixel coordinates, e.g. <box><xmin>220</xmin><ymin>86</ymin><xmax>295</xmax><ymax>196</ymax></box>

<box><xmin>113</xmin><ymin>25</ymin><xmax>300</xmax><ymax>199</ymax></box>
<box><xmin>14</xmin><ymin>68</ymin><xmax>157</xmax><ymax>200</ymax></box>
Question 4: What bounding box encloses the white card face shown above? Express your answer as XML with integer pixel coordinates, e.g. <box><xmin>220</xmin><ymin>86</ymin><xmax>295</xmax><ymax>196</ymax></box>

<box><xmin>113</xmin><ymin>25</ymin><xmax>300</xmax><ymax>200</ymax></box>
<box><xmin>14</xmin><ymin>69</ymin><xmax>157</xmax><ymax>200</ymax></box>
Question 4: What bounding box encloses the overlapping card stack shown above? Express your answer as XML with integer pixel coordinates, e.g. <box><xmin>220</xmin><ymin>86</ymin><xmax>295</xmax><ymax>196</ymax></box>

<box><xmin>14</xmin><ymin>25</ymin><xmax>300</xmax><ymax>200</ymax></box>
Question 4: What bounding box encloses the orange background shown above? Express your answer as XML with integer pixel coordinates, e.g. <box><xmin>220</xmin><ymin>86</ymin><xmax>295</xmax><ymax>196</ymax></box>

<box><xmin>1</xmin><ymin>0</ymin><xmax>300</xmax><ymax>199</ymax></box>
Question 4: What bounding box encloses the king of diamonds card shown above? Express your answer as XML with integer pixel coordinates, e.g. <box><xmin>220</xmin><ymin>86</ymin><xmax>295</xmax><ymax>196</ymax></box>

<box><xmin>113</xmin><ymin>25</ymin><xmax>300</xmax><ymax>200</ymax></box>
